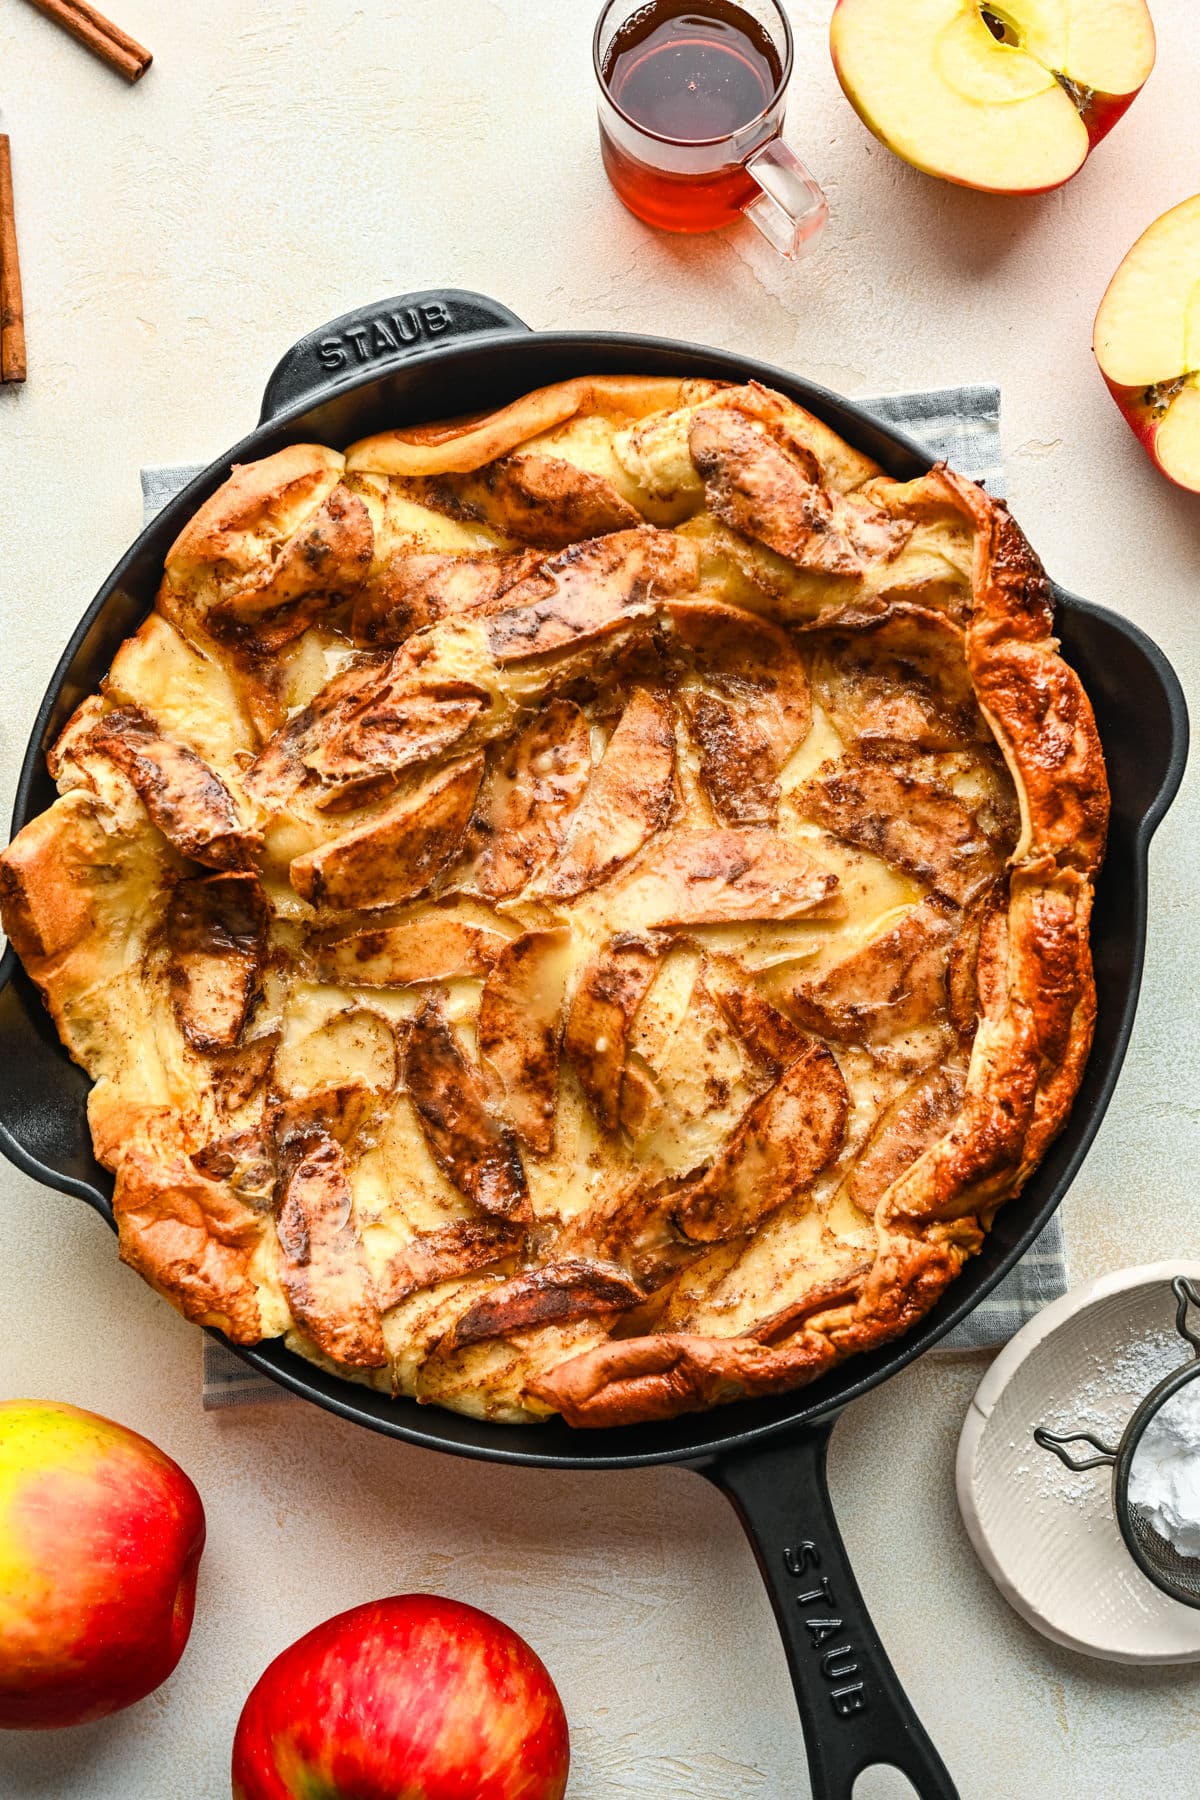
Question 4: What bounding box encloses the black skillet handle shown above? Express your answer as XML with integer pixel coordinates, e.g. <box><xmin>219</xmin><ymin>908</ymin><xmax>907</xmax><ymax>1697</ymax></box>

<box><xmin>258</xmin><ymin>289</ymin><xmax>531</xmax><ymax>424</ymax></box>
<box><xmin>703</xmin><ymin>1419</ymin><xmax>959</xmax><ymax>1800</ymax></box>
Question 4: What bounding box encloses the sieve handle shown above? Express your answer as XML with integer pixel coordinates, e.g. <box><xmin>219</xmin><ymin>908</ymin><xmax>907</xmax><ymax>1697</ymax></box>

<box><xmin>1033</xmin><ymin>1428</ymin><xmax>1118</xmax><ymax>1472</ymax></box>
<box><xmin>1171</xmin><ymin>1276</ymin><xmax>1200</xmax><ymax>1354</ymax></box>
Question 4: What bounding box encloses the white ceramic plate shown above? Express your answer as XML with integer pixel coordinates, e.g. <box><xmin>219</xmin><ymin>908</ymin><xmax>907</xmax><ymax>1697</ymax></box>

<box><xmin>956</xmin><ymin>1260</ymin><xmax>1200</xmax><ymax>1664</ymax></box>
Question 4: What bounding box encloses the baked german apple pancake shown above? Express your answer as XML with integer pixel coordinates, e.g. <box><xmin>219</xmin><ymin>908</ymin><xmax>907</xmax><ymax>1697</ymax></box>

<box><xmin>0</xmin><ymin>376</ymin><xmax>1108</xmax><ymax>1427</ymax></box>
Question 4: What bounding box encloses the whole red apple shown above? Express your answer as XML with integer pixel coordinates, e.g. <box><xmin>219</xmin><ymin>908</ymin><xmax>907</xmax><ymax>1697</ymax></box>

<box><xmin>232</xmin><ymin>1595</ymin><xmax>570</xmax><ymax>1800</ymax></box>
<box><xmin>0</xmin><ymin>1399</ymin><xmax>205</xmax><ymax>1729</ymax></box>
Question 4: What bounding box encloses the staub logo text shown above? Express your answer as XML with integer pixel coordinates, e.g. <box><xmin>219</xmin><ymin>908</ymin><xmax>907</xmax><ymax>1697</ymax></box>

<box><xmin>783</xmin><ymin>1540</ymin><xmax>867</xmax><ymax>1718</ymax></box>
<box><xmin>317</xmin><ymin>301</ymin><xmax>453</xmax><ymax>371</ymax></box>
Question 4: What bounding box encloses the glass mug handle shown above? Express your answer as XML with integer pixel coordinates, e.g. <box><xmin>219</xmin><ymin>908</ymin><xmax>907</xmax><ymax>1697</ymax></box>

<box><xmin>742</xmin><ymin>138</ymin><xmax>829</xmax><ymax>260</ymax></box>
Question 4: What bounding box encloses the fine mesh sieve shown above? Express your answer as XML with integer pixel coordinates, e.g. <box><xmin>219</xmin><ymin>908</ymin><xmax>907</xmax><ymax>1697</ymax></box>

<box><xmin>1035</xmin><ymin>1277</ymin><xmax>1200</xmax><ymax>1610</ymax></box>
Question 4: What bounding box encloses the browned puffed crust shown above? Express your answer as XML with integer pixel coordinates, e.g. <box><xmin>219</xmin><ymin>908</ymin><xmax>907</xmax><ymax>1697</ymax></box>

<box><xmin>0</xmin><ymin>378</ymin><xmax>1108</xmax><ymax>1431</ymax></box>
<box><xmin>113</xmin><ymin>1148</ymin><xmax>269</xmax><ymax>1343</ymax></box>
<box><xmin>940</xmin><ymin>468</ymin><xmax>1109</xmax><ymax>875</ymax></box>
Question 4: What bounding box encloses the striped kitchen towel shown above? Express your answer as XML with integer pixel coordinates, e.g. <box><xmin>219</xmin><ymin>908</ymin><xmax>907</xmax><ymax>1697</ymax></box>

<box><xmin>141</xmin><ymin>380</ymin><xmax>1062</xmax><ymax>1410</ymax></box>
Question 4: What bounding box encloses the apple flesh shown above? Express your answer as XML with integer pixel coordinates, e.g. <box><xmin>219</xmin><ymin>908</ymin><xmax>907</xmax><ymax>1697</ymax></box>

<box><xmin>1095</xmin><ymin>194</ymin><xmax>1200</xmax><ymax>495</ymax></box>
<box><xmin>830</xmin><ymin>0</ymin><xmax>1156</xmax><ymax>194</ymax></box>
<box><xmin>0</xmin><ymin>1399</ymin><xmax>205</xmax><ymax>1729</ymax></box>
<box><xmin>232</xmin><ymin>1595</ymin><xmax>570</xmax><ymax>1800</ymax></box>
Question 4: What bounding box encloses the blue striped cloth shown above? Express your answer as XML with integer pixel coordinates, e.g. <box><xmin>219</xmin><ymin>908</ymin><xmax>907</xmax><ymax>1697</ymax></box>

<box><xmin>142</xmin><ymin>381</ymin><xmax>1066</xmax><ymax>1409</ymax></box>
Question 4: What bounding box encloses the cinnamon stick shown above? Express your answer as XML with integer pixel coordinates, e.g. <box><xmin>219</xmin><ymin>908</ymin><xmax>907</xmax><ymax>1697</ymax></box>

<box><xmin>0</xmin><ymin>137</ymin><xmax>26</xmax><ymax>386</ymax></box>
<box><xmin>23</xmin><ymin>0</ymin><xmax>152</xmax><ymax>83</ymax></box>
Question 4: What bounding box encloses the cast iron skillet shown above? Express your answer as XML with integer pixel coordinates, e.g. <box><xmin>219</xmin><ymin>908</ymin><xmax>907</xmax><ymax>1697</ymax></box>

<box><xmin>0</xmin><ymin>292</ymin><xmax>1187</xmax><ymax>1800</ymax></box>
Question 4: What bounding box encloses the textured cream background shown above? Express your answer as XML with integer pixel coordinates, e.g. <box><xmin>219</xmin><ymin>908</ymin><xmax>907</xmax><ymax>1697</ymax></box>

<box><xmin>0</xmin><ymin>2</ymin><xmax>1196</xmax><ymax>1795</ymax></box>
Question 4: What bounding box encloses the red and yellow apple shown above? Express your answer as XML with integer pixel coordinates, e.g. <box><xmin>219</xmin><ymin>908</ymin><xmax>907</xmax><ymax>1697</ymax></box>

<box><xmin>830</xmin><ymin>0</ymin><xmax>1156</xmax><ymax>194</ymax></box>
<box><xmin>1094</xmin><ymin>195</ymin><xmax>1200</xmax><ymax>495</ymax></box>
<box><xmin>0</xmin><ymin>1399</ymin><xmax>205</xmax><ymax>1729</ymax></box>
<box><xmin>232</xmin><ymin>1595</ymin><xmax>570</xmax><ymax>1800</ymax></box>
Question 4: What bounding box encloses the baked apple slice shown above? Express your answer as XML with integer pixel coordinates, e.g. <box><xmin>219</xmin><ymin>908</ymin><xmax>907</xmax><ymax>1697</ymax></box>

<box><xmin>674</xmin><ymin>1039</ymin><xmax>849</xmax><ymax>1242</ymax></box>
<box><xmin>563</xmin><ymin>936</ymin><xmax>663</xmax><ymax>1132</ymax></box>
<box><xmin>85</xmin><ymin>706</ymin><xmax>259</xmax><ymax>870</ymax></box>
<box><xmin>609</xmin><ymin>829</ymin><xmax>845</xmax><ymax>930</ymax></box>
<box><xmin>375</xmin><ymin>1220</ymin><xmax>526</xmax><ymax>1311</ymax></box>
<box><xmin>688</xmin><ymin>401</ymin><xmax>911</xmax><ymax>577</ymax></box>
<box><xmin>468</xmin><ymin>701</ymin><xmax>592</xmax><ymax>899</ymax></box>
<box><xmin>448</xmin><ymin>1260</ymin><xmax>646</xmax><ymax>1349</ymax></box>
<box><xmin>810</xmin><ymin>610</ymin><xmax>983</xmax><ymax>752</ymax></box>
<box><xmin>842</xmin><ymin>1063</ymin><xmax>966</xmax><ymax>1215</ymax></box>
<box><xmin>671</xmin><ymin>599</ymin><xmax>812</xmax><ymax>825</ymax></box>
<box><xmin>310</xmin><ymin>904</ymin><xmax>512</xmax><ymax>988</ymax></box>
<box><xmin>535</xmin><ymin>688</ymin><xmax>675</xmax><ymax>900</ymax></box>
<box><xmin>800</xmin><ymin>755</ymin><xmax>1003</xmax><ymax>905</ymax></box>
<box><xmin>414</xmin><ymin>454</ymin><xmax>642</xmax><ymax>547</ymax></box>
<box><xmin>290</xmin><ymin>757</ymin><xmax>483</xmax><ymax>909</ymax></box>
<box><xmin>477</xmin><ymin>929</ymin><xmax>572</xmax><ymax>1155</ymax></box>
<box><xmin>304</xmin><ymin>683</ymin><xmax>487</xmax><ymax>797</ymax></box>
<box><xmin>166</xmin><ymin>871</ymin><xmax>268</xmax><ymax>1052</ymax></box>
<box><xmin>242</xmin><ymin>653</ymin><xmax>390</xmax><ymax>810</ymax></box>
<box><xmin>1094</xmin><ymin>195</ymin><xmax>1200</xmax><ymax>495</ymax></box>
<box><xmin>353</xmin><ymin>549</ymin><xmax>543</xmax><ymax>645</ymax></box>
<box><xmin>484</xmin><ymin>528</ymin><xmax>698</xmax><ymax>664</ymax></box>
<box><xmin>276</xmin><ymin>1128</ymin><xmax>387</xmax><ymax>1368</ymax></box>
<box><xmin>403</xmin><ymin>998</ymin><xmax>530</xmax><ymax>1221</ymax></box>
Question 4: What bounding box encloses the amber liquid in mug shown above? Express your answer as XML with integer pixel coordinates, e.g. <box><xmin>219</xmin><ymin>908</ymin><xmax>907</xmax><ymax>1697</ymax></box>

<box><xmin>599</xmin><ymin>1</ymin><xmax>784</xmax><ymax>232</ymax></box>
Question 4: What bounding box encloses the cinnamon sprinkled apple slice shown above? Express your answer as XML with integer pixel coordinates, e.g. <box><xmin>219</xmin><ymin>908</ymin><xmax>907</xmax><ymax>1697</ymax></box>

<box><xmin>310</xmin><ymin>905</ymin><xmax>512</xmax><ymax>988</ymax></box>
<box><xmin>449</xmin><ymin>1260</ymin><xmax>646</xmax><ymax>1349</ymax></box>
<box><xmin>276</xmin><ymin>1128</ymin><xmax>388</xmax><ymax>1368</ymax></box>
<box><xmin>674</xmin><ymin>1039</ymin><xmax>849</xmax><ymax>1243</ymax></box>
<box><xmin>404</xmin><ymin>998</ymin><xmax>531</xmax><ymax>1221</ymax></box>
<box><xmin>468</xmin><ymin>700</ymin><xmax>592</xmax><ymax>899</ymax></box>
<box><xmin>605</xmin><ymin>829</ymin><xmax>845</xmax><ymax>932</ymax></box>
<box><xmin>414</xmin><ymin>454</ymin><xmax>642</xmax><ymax>548</ymax></box>
<box><xmin>166</xmin><ymin>871</ymin><xmax>268</xmax><ymax>1052</ymax></box>
<box><xmin>563</xmin><ymin>936</ymin><xmax>663</xmax><ymax>1132</ymax></box>
<box><xmin>290</xmin><ymin>756</ymin><xmax>483</xmax><ymax>910</ymax></box>
<box><xmin>477</xmin><ymin>929</ymin><xmax>572</xmax><ymax>1156</ymax></box>
<box><xmin>535</xmin><ymin>688</ymin><xmax>676</xmax><ymax>900</ymax></box>
<box><xmin>87</xmin><ymin>705</ymin><xmax>259</xmax><ymax>869</ymax></box>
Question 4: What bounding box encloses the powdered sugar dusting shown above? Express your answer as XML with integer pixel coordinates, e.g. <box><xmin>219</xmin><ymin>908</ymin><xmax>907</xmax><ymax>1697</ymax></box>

<box><xmin>1128</xmin><ymin>1378</ymin><xmax>1200</xmax><ymax>1558</ymax></box>
<box><xmin>1028</xmin><ymin>1324</ymin><xmax>1187</xmax><ymax>1507</ymax></box>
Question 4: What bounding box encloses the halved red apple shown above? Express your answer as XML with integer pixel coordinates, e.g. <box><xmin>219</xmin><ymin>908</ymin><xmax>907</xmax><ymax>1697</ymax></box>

<box><xmin>830</xmin><ymin>0</ymin><xmax>1156</xmax><ymax>195</ymax></box>
<box><xmin>1094</xmin><ymin>195</ymin><xmax>1200</xmax><ymax>495</ymax></box>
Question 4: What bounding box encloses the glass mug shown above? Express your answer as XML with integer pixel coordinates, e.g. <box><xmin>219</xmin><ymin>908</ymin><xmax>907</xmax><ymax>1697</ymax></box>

<box><xmin>593</xmin><ymin>0</ymin><xmax>828</xmax><ymax>258</ymax></box>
